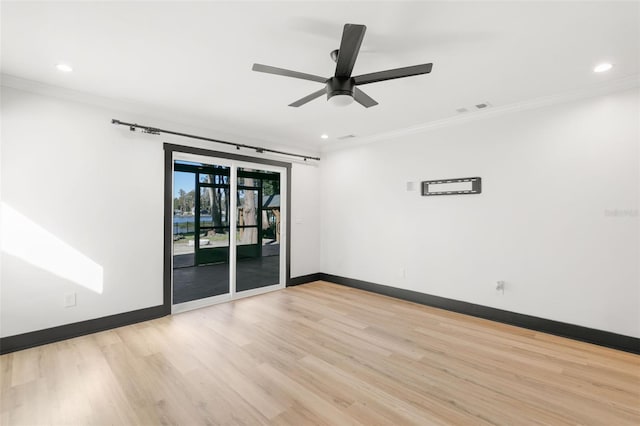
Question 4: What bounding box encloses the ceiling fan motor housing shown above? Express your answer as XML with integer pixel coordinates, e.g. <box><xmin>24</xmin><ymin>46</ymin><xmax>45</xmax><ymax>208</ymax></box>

<box><xmin>326</xmin><ymin>77</ymin><xmax>355</xmax><ymax>100</ymax></box>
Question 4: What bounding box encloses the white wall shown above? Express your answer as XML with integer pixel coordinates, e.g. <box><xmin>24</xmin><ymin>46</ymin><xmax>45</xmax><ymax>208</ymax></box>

<box><xmin>320</xmin><ymin>87</ymin><xmax>640</xmax><ymax>338</ymax></box>
<box><xmin>0</xmin><ymin>84</ymin><xmax>321</xmax><ymax>337</ymax></box>
<box><xmin>290</xmin><ymin>162</ymin><xmax>321</xmax><ymax>278</ymax></box>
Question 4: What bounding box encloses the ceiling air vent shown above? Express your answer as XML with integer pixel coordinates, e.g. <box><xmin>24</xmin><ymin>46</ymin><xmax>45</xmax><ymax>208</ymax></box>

<box><xmin>475</xmin><ymin>102</ymin><xmax>492</xmax><ymax>109</ymax></box>
<box><xmin>337</xmin><ymin>134</ymin><xmax>357</xmax><ymax>140</ymax></box>
<box><xmin>456</xmin><ymin>107</ymin><xmax>468</xmax><ymax>113</ymax></box>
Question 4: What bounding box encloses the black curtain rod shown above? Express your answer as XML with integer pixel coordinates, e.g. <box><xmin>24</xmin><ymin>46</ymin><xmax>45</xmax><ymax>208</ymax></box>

<box><xmin>111</xmin><ymin>119</ymin><xmax>320</xmax><ymax>161</ymax></box>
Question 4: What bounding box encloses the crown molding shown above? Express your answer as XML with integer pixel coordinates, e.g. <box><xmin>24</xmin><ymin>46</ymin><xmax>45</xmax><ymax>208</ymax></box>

<box><xmin>0</xmin><ymin>73</ymin><xmax>216</xmax><ymax>132</ymax></box>
<box><xmin>0</xmin><ymin>74</ymin><xmax>321</xmax><ymax>161</ymax></box>
<box><xmin>4</xmin><ymin>72</ymin><xmax>637</xmax><ymax>158</ymax></box>
<box><xmin>321</xmin><ymin>74</ymin><xmax>640</xmax><ymax>153</ymax></box>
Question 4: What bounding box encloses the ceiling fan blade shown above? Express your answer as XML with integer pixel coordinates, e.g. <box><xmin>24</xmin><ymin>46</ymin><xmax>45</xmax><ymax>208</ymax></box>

<box><xmin>289</xmin><ymin>88</ymin><xmax>327</xmax><ymax>107</ymax></box>
<box><xmin>353</xmin><ymin>88</ymin><xmax>378</xmax><ymax>108</ymax></box>
<box><xmin>252</xmin><ymin>63</ymin><xmax>327</xmax><ymax>83</ymax></box>
<box><xmin>353</xmin><ymin>63</ymin><xmax>433</xmax><ymax>85</ymax></box>
<box><xmin>334</xmin><ymin>24</ymin><xmax>366</xmax><ymax>78</ymax></box>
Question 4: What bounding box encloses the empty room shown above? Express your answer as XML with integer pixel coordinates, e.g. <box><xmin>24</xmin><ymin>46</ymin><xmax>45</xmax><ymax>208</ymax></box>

<box><xmin>1</xmin><ymin>1</ymin><xmax>638</xmax><ymax>425</ymax></box>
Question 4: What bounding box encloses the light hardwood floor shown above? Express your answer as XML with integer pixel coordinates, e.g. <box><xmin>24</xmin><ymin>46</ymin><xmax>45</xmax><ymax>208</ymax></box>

<box><xmin>1</xmin><ymin>281</ymin><xmax>639</xmax><ymax>425</ymax></box>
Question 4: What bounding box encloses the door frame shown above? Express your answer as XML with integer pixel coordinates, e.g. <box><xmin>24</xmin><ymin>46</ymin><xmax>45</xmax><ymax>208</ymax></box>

<box><xmin>163</xmin><ymin>143</ymin><xmax>292</xmax><ymax>315</ymax></box>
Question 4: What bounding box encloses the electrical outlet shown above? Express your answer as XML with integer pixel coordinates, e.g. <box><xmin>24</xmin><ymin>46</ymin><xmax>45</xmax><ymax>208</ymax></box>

<box><xmin>64</xmin><ymin>292</ymin><xmax>77</xmax><ymax>307</ymax></box>
<box><xmin>496</xmin><ymin>281</ymin><xmax>505</xmax><ymax>294</ymax></box>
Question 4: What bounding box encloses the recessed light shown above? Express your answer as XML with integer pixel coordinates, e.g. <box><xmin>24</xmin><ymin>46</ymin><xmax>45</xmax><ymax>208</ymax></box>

<box><xmin>593</xmin><ymin>63</ymin><xmax>613</xmax><ymax>73</ymax></box>
<box><xmin>320</xmin><ymin>134</ymin><xmax>329</xmax><ymax>139</ymax></box>
<box><xmin>56</xmin><ymin>63</ymin><xmax>73</xmax><ymax>72</ymax></box>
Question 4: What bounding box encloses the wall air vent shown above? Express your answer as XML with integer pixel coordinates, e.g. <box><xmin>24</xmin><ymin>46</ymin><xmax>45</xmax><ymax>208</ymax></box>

<box><xmin>337</xmin><ymin>134</ymin><xmax>357</xmax><ymax>140</ymax></box>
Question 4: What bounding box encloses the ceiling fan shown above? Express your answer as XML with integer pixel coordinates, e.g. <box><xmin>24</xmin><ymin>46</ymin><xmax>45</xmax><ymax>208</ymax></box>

<box><xmin>252</xmin><ymin>23</ymin><xmax>433</xmax><ymax>108</ymax></box>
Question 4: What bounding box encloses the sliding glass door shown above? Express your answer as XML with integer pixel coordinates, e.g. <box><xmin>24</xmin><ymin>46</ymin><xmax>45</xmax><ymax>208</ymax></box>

<box><xmin>172</xmin><ymin>160</ymin><xmax>231</xmax><ymax>305</ymax></box>
<box><xmin>171</xmin><ymin>153</ymin><xmax>286</xmax><ymax>312</ymax></box>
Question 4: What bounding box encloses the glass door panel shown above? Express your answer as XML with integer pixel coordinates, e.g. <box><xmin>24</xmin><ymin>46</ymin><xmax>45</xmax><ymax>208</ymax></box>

<box><xmin>173</xmin><ymin>160</ymin><xmax>231</xmax><ymax>305</ymax></box>
<box><xmin>235</xmin><ymin>167</ymin><xmax>281</xmax><ymax>292</ymax></box>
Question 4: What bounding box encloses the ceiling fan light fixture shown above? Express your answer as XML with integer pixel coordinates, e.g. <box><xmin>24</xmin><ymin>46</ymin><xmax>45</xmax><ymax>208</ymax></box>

<box><xmin>328</xmin><ymin>94</ymin><xmax>354</xmax><ymax>107</ymax></box>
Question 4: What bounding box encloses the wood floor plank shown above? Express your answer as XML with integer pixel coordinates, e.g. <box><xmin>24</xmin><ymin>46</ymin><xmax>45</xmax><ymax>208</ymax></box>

<box><xmin>1</xmin><ymin>281</ymin><xmax>638</xmax><ymax>425</ymax></box>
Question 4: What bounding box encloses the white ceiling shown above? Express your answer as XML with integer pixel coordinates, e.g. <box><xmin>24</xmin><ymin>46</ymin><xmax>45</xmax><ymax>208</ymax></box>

<box><xmin>2</xmin><ymin>1</ymin><xmax>638</xmax><ymax>152</ymax></box>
